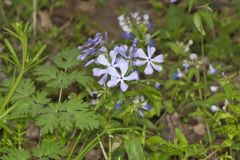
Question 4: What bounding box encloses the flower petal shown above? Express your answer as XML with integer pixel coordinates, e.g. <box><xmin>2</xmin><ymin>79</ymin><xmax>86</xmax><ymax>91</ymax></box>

<box><xmin>135</xmin><ymin>48</ymin><xmax>148</xmax><ymax>59</ymax></box>
<box><xmin>116</xmin><ymin>60</ymin><xmax>129</xmax><ymax>76</ymax></box>
<box><xmin>117</xmin><ymin>45</ymin><xmax>128</xmax><ymax>58</ymax></box>
<box><xmin>147</xmin><ymin>46</ymin><xmax>156</xmax><ymax>58</ymax></box>
<box><xmin>152</xmin><ymin>54</ymin><xmax>164</xmax><ymax>63</ymax></box>
<box><xmin>108</xmin><ymin>67</ymin><xmax>120</xmax><ymax>77</ymax></box>
<box><xmin>99</xmin><ymin>46</ymin><xmax>108</xmax><ymax>52</ymax></box>
<box><xmin>120</xmin><ymin>81</ymin><xmax>128</xmax><ymax>92</ymax></box>
<box><xmin>109</xmin><ymin>50</ymin><xmax>117</xmax><ymax>65</ymax></box>
<box><xmin>98</xmin><ymin>74</ymin><xmax>108</xmax><ymax>85</ymax></box>
<box><xmin>97</xmin><ymin>54</ymin><xmax>110</xmax><ymax>66</ymax></box>
<box><xmin>151</xmin><ymin>63</ymin><xmax>162</xmax><ymax>72</ymax></box>
<box><xmin>107</xmin><ymin>79</ymin><xmax>120</xmax><ymax>88</ymax></box>
<box><xmin>93</xmin><ymin>68</ymin><xmax>108</xmax><ymax>77</ymax></box>
<box><xmin>124</xmin><ymin>71</ymin><xmax>139</xmax><ymax>81</ymax></box>
<box><xmin>133</xmin><ymin>59</ymin><xmax>147</xmax><ymax>66</ymax></box>
<box><xmin>85</xmin><ymin>59</ymin><xmax>95</xmax><ymax>66</ymax></box>
<box><xmin>144</xmin><ymin>63</ymin><xmax>153</xmax><ymax>75</ymax></box>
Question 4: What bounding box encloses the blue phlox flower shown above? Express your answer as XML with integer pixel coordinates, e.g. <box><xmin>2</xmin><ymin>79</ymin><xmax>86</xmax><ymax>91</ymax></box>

<box><xmin>211</xmin><ymin>105</ymin><xmax>219</xmax><ymax>113</ymax></box>
<box><xmin>77</xmin><ymin>32</ymin><xmax>104</xmax><ymax>60</ymax></box>
<box><xmin>189</xmin><ymin>53</ymin><xmax>197</xmax><ymax>60</ymax></box>
<box><xmin>173</xmin><ymin>69</ymin><xmax>183</xmax><ymax>80</ymax></box>
<box><xmin>182</xmin><ymin>60</ymin><xmax>190</xmax><ymax>71</ymax></box>
<box><xmin>117</xmin><ymin>45</ymin><xmax>128</xmax><ymax>58</ymax></box>
<box><xmin>142</xmin><ymin>102</ymin><xmax>152</xmax><ymax>111</ymax></box>
<box><xmin>92</xmin><ymin>50</ymin><xmax>118</xmax><ymax>85</ymax></box>
<box><xmin>83</xmin><ymin>46</ymin><xmax>108</xmax><ymax>67</ymax></box>
<box><xmin>134</xmin><ymin>46</ymin><xmax>164</xmax><ymax>75</ymax></box>
<box><xmin>209</xmin><ymin>64</ymin><xmax>217</xmax><ymax>75</ymax></box>
<box><xmin>107</xmin><ymin>60</ymin><xmax>139</xmax><ymax>92</ymax></box>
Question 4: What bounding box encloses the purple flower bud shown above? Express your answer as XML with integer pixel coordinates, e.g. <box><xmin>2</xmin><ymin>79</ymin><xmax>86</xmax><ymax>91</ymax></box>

<box><xmin>173</xmin><ymin>69</ymin><xmax>183</xmax><ymax>80</ymax></box>
<box><xmin>115</xmin><ymin>101</ymin><xmax>121</xmax><ymax>110</ymax></box>
<box><xmin>142</xmin><ymin>104</ymin><xmax>152</xmax><ymax>111</ymax></box>
<box><xmin>209</xmin><ymin>65</ymin><xmax>217</xmax><ymax>75</ymax></box>
<box><xmin>147</xmin><ymin>21</ymin><xmax>153</xmax><ymax>29</ymax></box>
<box><xmin>104</xmin><ymin>32</ymin><xmax>108</xmax><ymax>40</ymax></box>
<box><xmin>132</xmin><ymin>38</ymin><xmax>138</xmax><ymax>48</ymax></box>
<box><xmin>122</xmin><ymin>32</ymin><xmax>134</xmax><ymax>39</ymax></box>
<box><xmin>170</xmin><ymin>0</ymin><xmax>178</xmax><ymax>3</ymax></box>
<box><xmin>149</xmin><ymin>40</ymin><xmax>155</xmax><ymax>47</ymax></box>
<box><xmin>155</xmin><ymin>82</ymin><xmax>161</xmax><ymax>89</ymax></box>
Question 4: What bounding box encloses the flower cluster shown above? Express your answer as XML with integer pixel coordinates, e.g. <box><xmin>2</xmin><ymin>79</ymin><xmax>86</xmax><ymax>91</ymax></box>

<box><xmin>77</xmin><ymin>13</ymin><xmax>164</xmax><ymax>92</ymax></box>
<box><xmin>118</xmin><ymin>12</ymin><xmax>151</xmax><ymax>39</ymax></box>
<box><xmin>91</xmin><ymin>43</ymin><xmax>163</xmax><ymax>92</ymax></box>
<box><xmin>173</xmin><ymin>48</ymin><xmax>217</xmax><ymax>80</ymax></box>
<box><xmin>77</xmin><ymin>32</ymin><xmax>108</xmax><ymax>66</ymax></box>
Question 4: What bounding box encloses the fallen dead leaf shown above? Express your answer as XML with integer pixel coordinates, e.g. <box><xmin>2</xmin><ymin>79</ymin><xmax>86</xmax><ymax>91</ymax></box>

<box><xmin>193</xmin><ymin>123</ymin><xmax>206</xmax><ymax>136</ymax></box>
<box><xmin>38</xmin><ymin>10</ymin><xmax>53</xmax><ymax>31</ymax></box>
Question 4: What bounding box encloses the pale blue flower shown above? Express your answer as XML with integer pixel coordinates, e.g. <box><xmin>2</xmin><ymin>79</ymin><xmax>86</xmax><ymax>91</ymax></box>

<box><xmin>142</xmin><ymin>103</ymin><xmax>152</xmax><ymax>111</ymax></box>
<box><xmin>209</xmin><ymin>64</ymin><xmax>217</xmax><ymax>75</ymax></box>
<box><xmin>183</xmin><ymin>60</ymin><xmax>190</xmax><ymax>71</ymax></box>
<box><xmin>77</xmin><ymin>33</ymin><xmax>104</xmax><ymax>61</ymax></box>
<box><xmin>173</xmin><ymin>69</ymin><xmax>183</xmax><ymax>80</ymax></box>
<box><xmin>211</xmin><ymin>105</ymin><xmax>219</xmax><ymax>113</ymax></box>
<box><xmin>93</xmin><ymin>50</ymin><xmax>118</xmax><ymax>85</ymax></box>
<box><xmin>134</xmin><ymin>46</ymin><xmax>163</xmax><ymax>75</ymax></box>
<box><xmin>107</xmin><ymin>60</ymin><xmax>139</xmax><ymax>92</ymax></box>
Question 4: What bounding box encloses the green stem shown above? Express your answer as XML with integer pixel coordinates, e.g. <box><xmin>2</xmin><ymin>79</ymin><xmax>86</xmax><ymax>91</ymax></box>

<box><xmin>108</xmin><ymin>134</ymin><xmax>112</xmax><ymax>160</ymax></box>
<box><xmin>201</xmin><ymin>37</ymin><xmax>207</xmax><ymax>100</ymax></box>
<box><xmin>0</xmin><ymin>102</ymin><xmax>20</xmax><ymax>119</ymax></box>
<box><xmin>32</xmin><ymin>0</ymin><xmax>37</xmax><ymax>36</ymax></box>
<box><xmin>67</xmin><ymin>131</ymin><xmax>84</xmax><ymax>160</ymax></box>
<box><xmin>75</xmin><ymin>131</ymin><xmax>105</xmax><ymax>160</ymax></box>
<box><xmin>99</xmin><ymin>139</ymin><xmax>108</xmax><ymax>160</ymax></box>
<box><xmin>0</xmin><ymin>69</ymin><xmax>24</xmax><ymax>114</ymax></box>
<box><xmin>75</xmin><ymin>127</ymin><xmax>137</xmax><ymax>160</ymax></box>
<box><xmin>201</xmin><ymin>36</ymin><xmax>215</xmax><ymax>159</ymax></box>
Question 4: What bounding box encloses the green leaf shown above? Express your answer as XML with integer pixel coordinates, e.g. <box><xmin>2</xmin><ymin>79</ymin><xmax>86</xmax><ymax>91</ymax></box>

<box><xmin>165</xmin><ymin>6</ymin><xmax>185</xmax><ymax>30</ymax></box>
<box><xmin>193</xmin><ymin>12</ymin><xmax>206</xmax><ymax>35</ymax></box>
<box><xmin>36</xmin><ymin>99</ymin><xmax>99</xmax><ymax>134</ymax></box>
<box><xmin>36</xmin><ymin>112</ymin><xmax>59</xmax><ymax>134</ymax></box>
<box><xmin>1</xmin><ymin>78</ymin><xmax>35</xmax><ymax>102</ymax></box>
<box><xmin>175</xmin><ymin>128</ymin><xmax>188</xmax><ymax>145</ymax></box>
<box><xmin>34</xmin><ymin>65</ymin><xmax>91</xmax><ymax>89</ymax></box>
<box><xmin>4</xmin><ymin>39</ymin><xmax>20</xmax><ymax>67</ymax></box>
<box><xmin>32</xmin><ymin>139</ymin><xmax>66</xmax><ymax>159</ymax></box>
<box><xmin>2</xmin><ymin>148</ymin><xmax>30</xmax><ymax>160</ymax></box>
<box><xmin>146</xmin><ymin>136</ymin><xmax>167</xmax><ymax>145</ymax></box>
<box><xmin>51</xmin><ymin>48</ymin><xmax>79</xmax><ymax>71</ymax></box>
<box><xmin>124</xmin><ymin>137</ymin><xmax>144</xmax><ymax>160</ymax></box>
<box><xmin>69</xmin><ymin>70</ymin><xmax>93</xmax><ymax>88</ymax></box>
